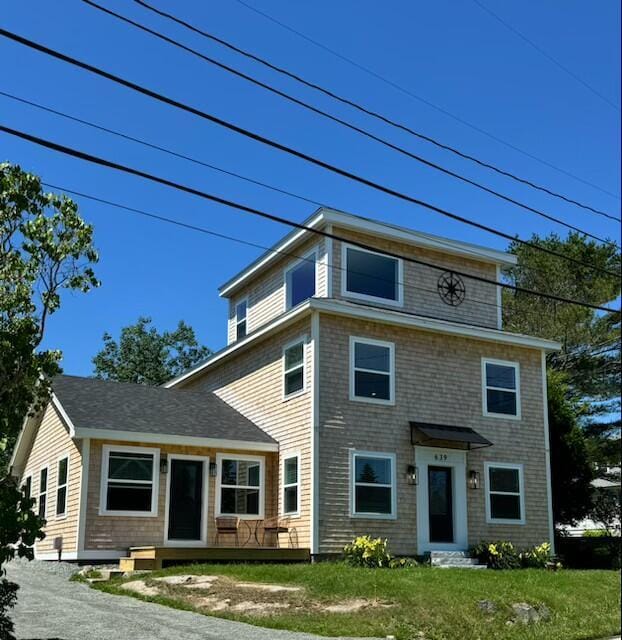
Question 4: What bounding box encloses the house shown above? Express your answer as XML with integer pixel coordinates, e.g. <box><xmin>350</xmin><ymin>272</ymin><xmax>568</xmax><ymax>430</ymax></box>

<box><xmin>10</xmin><ymin>208</ymin><xmax>560</xmax><ymax>563</ymax></box>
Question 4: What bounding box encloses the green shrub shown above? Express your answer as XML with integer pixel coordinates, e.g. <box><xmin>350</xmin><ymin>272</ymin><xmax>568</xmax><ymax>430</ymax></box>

<box><xmin>520</xmin><ymin>542</ymin><xmax>553</xmax><ymax>568</ymax></box>
<box><xmin>388</xmin><ymin>556</ymin><xmax>419</xmax><ymax>569</ymax></box>
<box><xmin>343</xmin><ymin>536</ymin><xmax>391</xmax><ymax>568</ymax></box>
<box><xmin>471</xmin><ymin>541</ymin><xmax>521</xmax><ymax>569</ymax></box>
<box><xmin>583</xmin><ymin>529</ymin><xmax>609</xmax><ymax>538</ymax></box>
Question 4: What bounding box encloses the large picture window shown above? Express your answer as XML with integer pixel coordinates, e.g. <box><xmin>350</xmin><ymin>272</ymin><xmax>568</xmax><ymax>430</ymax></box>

<box><xmin>350</xmin><ymin>451</ymin><xmax>396</xmax><ymax>518</ymax></box>
<box><xmin>485</xmin><ymin>463</ymin><xmax>525</xmax><ymax>524</ymax></box>
<box><xmin>282</xmin><ymin>454</ymin><xmax>300</xmax><ymax>516</ymax></box>
<box><xmin>482</xmin><ymin>359</ymin><xmax>520</xmax><ymax>418</ymax></box>
<box><xmin>285</xmin><ymin>252</ymin><xmax>316</xmax><ymax>309</ymax></box>
<box><xmin>100</xmin><ymin>445</ymin><xmax>159</xmax><ymax>517</ymax></box>
<box><xmin>283</xmin><ymin>339</ymin><xmax>306</xmax><ymax>398</ymax></box>
<box><xmin>350</xmin><ymin>337</ymin><xmax>395</xmax><ymax>404</ymax></box>
<box><xmin>216</xmin><ymin>455</ymin><xmax>264</xmax><ymax>518</ymax></box>
<box><xmin>342</xmin><ymin>244</ymin><xmax>402</xmax><ymax>305</ymax></box>
<box><xmin>38</xmin><ymin>466</ymin><xmax>48</xmax><ymax>519</ymax></box>
<box><xmin>56</xmin><ymin>456</ymin><xmax>69</xmax><ymax>518</ymax></box>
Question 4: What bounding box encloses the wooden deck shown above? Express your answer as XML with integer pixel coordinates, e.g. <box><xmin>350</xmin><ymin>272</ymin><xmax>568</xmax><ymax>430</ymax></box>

<box><xmin>120</xmin><ymin>546</ymin><xmax>311</xmax><ymax>571</ymax></box>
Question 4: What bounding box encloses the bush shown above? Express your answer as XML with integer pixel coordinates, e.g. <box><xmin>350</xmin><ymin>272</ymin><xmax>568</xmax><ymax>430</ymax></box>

<box><xmin>471</xmin><ymin>541</ymin><xmax>521</xmax><ymax>569</ymax></box>
<box><xmin>583</xmin><ymin>529</ymin><xmax>609</xmax><ymax>538</ymax></box>
<box><xmin>343</xmin><ymin>536</ymin><xmax>391</xmax><ymax>568</ymax></box>
<box><xmin>556</xmin><ymin>535</ymin><xmax>621</xmax><ymax>569</ymax></box>
<box><xmin>388</xmin><ymin>557</ymin><xmax>419</xmax><ymax>569</ymax></box>
<box><xmin>520</xmin><ymin>542</ymin><xmax>553</xmax><ymax>568</ymax></box>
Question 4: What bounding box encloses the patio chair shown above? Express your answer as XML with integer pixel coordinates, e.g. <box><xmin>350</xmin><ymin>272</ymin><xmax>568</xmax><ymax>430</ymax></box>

<box><xmin>261</xmin><ymin>517</ymin><xmax>293</xmax><ymax>548</ymax></box>
<box><xmin>214</xmin><ymin>516</ymin><xmax>241</xmax><ymax>547</ymax></box>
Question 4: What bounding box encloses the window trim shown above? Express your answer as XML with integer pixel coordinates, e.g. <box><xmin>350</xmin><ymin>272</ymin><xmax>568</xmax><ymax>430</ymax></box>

<box><xmin>349</xmin><ymin>336</ymin><xmax>395</xmax><ymax>406</ymax></box>
<box><xmin>485</xmin><ymin>462</ymin><xmax>525</xmax><ymax>525</ymax></box>
<box><xmin>281</xmin><ymin>451</ymin><xmax>301</xmax><ymax>517</ymax></box>
<box><xmin>38</xmin><ymin>464</ymin><xmax>49</xmax><ymax>519</ymax></box>
<box><xmin>481</xmin><ymin>358</ymin><xmax>521</xmax><ymax>420</ymax></box>
<box><xmin>99</xmin><ymin>444</ymin><xmax>160</xmax><ymax>517</ymax></box>
<box><xmin>55</xmin><ymin>454</ymin><xmax>70</xmax><ymax>520</ymax></box>
<box><xmin>341</xmin><ymin>243</ymin><xmax>404</xmax><ymax>307</ymax></box>
<box><xmin>234</xmin><ymin>297</ymin><xmax>249</xmax><ymax>341</ymax></box>
<box><xmin>215</xmin><ymin>453</ymin><xmax>265</xmax><ymax>520</ymax></box>
<box><xmin>284</xmin><ymin>249</ymin><xmax>318</xmax><ymax>311</ymax></box>
<box><xmin>349</xmin><ymin>450</ymin><xmax>397</xmax><ymax>520</ymax></box>
<box><xmin>282</xmin><ymin>336</ymin><xmax>307</xmax><ymax>400</ymax></box>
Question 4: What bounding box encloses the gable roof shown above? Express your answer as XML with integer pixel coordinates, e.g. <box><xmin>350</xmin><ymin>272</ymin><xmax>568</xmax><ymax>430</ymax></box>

<box><xmin>219</xmin><ymin>208</ymin><xmax>517</xmax><ymax>298</ymax></box>
<box><xmin>51</xmin><ymin>375</ymin><xmax>275</xmax><ymax>447</ymax></box>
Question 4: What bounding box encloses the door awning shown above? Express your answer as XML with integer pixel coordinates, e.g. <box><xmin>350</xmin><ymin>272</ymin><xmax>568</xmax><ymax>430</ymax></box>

<box><xmin>410</xmin><ymin>422</ymin><xmax>493</xmax><ymax>450</ymax></box>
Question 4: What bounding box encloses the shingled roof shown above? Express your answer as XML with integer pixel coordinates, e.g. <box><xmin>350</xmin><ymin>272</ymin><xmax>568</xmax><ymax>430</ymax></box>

<box><xmin>52</xmin><ymin>375</ymin><xmax>275</xmax><ymax>445</ymax></box>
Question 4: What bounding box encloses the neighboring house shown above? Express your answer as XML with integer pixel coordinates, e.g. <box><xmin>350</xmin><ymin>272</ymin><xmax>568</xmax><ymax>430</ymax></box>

<box><xmin>11</xmin><ymin>208</ymin><xmax>560</xmax><ymax>561</ymax></box>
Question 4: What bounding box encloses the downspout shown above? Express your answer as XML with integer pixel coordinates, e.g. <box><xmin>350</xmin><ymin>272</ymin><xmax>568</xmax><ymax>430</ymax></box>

<box><xmin>540</xmin><ymin>351</ymin><xmax>555</xmax><ymax>553</ymax></box>
<box><xmin>310</xmin><ymin>311</ymin><xmax>320</xmax><ymax>558</ymax></box>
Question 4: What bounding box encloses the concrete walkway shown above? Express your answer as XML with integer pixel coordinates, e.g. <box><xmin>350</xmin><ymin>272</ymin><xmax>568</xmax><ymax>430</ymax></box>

<box><xmin>7</xmin><ymin>560</ymin><xmax>378</xmax><ymax>640</ymax></box>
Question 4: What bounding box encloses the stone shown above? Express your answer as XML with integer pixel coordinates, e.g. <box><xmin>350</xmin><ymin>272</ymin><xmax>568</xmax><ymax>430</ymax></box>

<box><xmin>511</xmin><ymin>602</ymin><xmax>543</xmax><ymax>624</ymax></box>
<box><xmin>235</xmin><ymin>582</ymin><xmax>302</xmax><ymax>593</ymax></box>
<box><xmin>478</xmin><ymin>599</ymin><xmax>497</xmax><ymax>614</ymax></box>
<box><xmin>120</xmin><ymin>580</ymin><xmax>159</xmax><ymax>597</ymax></box>
<box><xmin>154</xmin><ymin>574</ymin><xmax>218</xmax><ymax>587</ymax></box>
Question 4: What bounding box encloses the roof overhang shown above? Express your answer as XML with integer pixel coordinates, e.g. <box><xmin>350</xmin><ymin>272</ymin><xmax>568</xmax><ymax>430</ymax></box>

<box><xmin>411</xmin><ymin>421</ymin><xmax>493</xmax><ymax>450</ymax></box>
<box><xmin>218</xmin><ymin>208</ymin><xmax>517</xmax><ymax>298</ymax></box>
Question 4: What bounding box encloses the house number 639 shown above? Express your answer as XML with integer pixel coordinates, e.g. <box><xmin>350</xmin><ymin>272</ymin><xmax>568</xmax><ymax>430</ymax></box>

<box><xmin>434</xmin><ymin>454</ymin><xmax>448</xmax><ymax>461</ymax></box>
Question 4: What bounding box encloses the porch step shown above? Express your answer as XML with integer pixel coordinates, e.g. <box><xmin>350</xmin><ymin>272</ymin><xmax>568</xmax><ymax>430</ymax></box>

<box><xmin>429</xmin><ymin>550</ymin><xmax>486</xmax><ymax>569</ymax></box>
<box><xmin>119</xmin><ymin>557</ymin><xmax>157</xmax><ymax>572</ymax></box>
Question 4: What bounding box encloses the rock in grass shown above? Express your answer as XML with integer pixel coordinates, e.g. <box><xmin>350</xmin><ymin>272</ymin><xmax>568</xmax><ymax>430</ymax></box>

<box><xmin>478</xmin><ymin>599</ymin><xmax>497</xmax><ymax>614</ymax></box>
<box><xmin>511</xmin><ymin>602</ymin><xmax>550</xmax><ymax>624</ymax></box>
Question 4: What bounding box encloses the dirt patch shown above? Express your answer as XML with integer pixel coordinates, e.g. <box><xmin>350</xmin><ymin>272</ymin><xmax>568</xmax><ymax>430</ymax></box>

<box><xmin>236</xmin><ymin>582</ymin><xmax>302</xmax><ymax>593</ymax></box>
<box><xmin>324</xmin><ymin>599</ymin><xmax>384</xmax><ymax>613</ymax></box>
<box><xmin>154</xmin><ymin>575</ymin><xmax>218</xmax><ymax>590</ymax></box>
<box><xmin>121</xmin><ymin>580</ymin><xmax>159</xmax><ymax>597</ymax></box>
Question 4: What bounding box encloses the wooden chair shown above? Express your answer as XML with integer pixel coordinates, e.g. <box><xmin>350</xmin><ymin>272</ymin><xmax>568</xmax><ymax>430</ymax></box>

<box><xmin>261</xmin><ymin>517</ymin><xmax>292</xmax><ymax>548</ymax></box>
<box><xmin>214</xmin><ymin>516</ymin><xmax>240</xmax><ymax>547</ymax></box>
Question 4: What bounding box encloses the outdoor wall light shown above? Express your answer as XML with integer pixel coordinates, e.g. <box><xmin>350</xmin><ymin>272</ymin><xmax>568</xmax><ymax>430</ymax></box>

<box><xmin>406</xmin><ymin>464</ymin><xmax>418</xmax><ymax>485</ymax></box>
<box><xmin>468</xmin><ymin>470</ymin><xmax>480</xmax><ymax>490</ymax></box>
<box><xmin>159</xmin><ymin>456</ymin><xmax>168</xmax><ymax>474</ymax></box>
<box><xmin>209</xmin><ymin>462</ymin><xmax>218</xmax><ymax>477</ymax></box>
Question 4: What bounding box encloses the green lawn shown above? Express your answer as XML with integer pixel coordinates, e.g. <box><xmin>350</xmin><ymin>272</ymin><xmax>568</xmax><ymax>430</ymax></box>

<box><xmin>95</xmin><ymin>563</ymin><xmax>621</xmax><ymax>640</ymax></box>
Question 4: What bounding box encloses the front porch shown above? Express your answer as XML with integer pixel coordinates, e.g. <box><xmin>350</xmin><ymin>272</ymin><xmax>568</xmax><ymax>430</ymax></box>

<box><xmin>120</xmin><ymin>545</ymin><xmax>310</xmax><ymax>570</ymax></box>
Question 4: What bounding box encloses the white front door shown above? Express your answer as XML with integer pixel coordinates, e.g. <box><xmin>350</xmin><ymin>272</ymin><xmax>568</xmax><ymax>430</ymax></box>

<box><xmin>415</xmin><ymin>447</ymin><xmax>468</xmax><ymax>553</ymax></box>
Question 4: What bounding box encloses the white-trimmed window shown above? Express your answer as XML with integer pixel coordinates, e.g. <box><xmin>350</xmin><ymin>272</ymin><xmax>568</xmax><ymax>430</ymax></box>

<box><xmin>282</xmin><ymin>453</ymin><xmax>300</xmax><ymax>516</ymax></box>
<box><xmin>22</xmin><ymin>475</ymin><xmax>32</xmax><ymax>501</ymax></box>
<box><xmin>100</xmin><ymin>445</ymin><xmax>159</xmax><ymax>517</ymax></box>
<box><xmin>283</xmin><ymin>338</ymin><xmax>306</xmax><ymax>398</ymax></box>
<box><xmin>350</xmin><ymin>337</ymin><xmax>395</xmax><ymax>404</ymax></box>
<box><xmin>235</xmin><ymin>299</ymin><xmax>248</xmax><ymax>340</ymax></box>
<box><xmin>342</xmin><ymin>244</ymin><xmax>403</xmax><ymax>305</ymax></box>
<box><xmin>285</xmin><ymin>251</ymin><xmax>316</xmax><ymax>309</ymax></box>
<box><xmin>38</xmin><ymin>466</ymin><xmax>48</xmax><ymax>519</ymax></box>
<box><xmin>485</xmin><ymin>463</ymin><xmax>525</xmax><ymax>524</ymax></box>
<box><xmin>482</xmin><ymin>358</ymin><xmax>521</xmax><ymax>418</ymax></box>
<box><xmin>56</xmin><ymin>456</ymin><xmax>69</xmax><ymax>518</ymax></box>
<box><xmin>350</xmin><ymin>450</ymin><xmax>396</xmax><ymax>518</ymax></box>
<box><xmin>216</xmin><ymin>454</ymin><xmax>264</xmax><ymax>519</ymax></box>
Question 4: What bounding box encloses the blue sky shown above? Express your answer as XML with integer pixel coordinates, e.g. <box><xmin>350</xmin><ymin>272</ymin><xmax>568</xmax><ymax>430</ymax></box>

<box><xmin>2</xmin><ymin>0</ymin><xmax>620</xmax><ymax>376</ymax></box>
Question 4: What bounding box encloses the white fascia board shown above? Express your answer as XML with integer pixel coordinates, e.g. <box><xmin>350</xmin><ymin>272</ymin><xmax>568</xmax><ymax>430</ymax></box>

<box><xmin>74</xmin><ymin>428</ymin><xmax>279</xmax><ymax>452</ymax></box>
<box><xmin>164</xmin><ymin>300</ymin><xmax>312</xmax><ymax>387</ymax></box>
<box><xmin>312</xmin><ymin>298</ymin><xmax>561</xmax><ymax>351</ymax></box>
<box><xmin>51</xmin><ymin>393</ymin><xmax>77</xmax><ymax>437</ymax></box>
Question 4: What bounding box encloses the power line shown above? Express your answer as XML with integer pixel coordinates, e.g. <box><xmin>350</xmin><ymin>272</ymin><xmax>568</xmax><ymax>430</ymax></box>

<box><xmin>1</xmin><ymin>122</ymin><xmax>617</xmax><ymax>314</ymax></box>
<box><xmin>79</xmin><ymin>0</ymin><xmax>620</xmax><ymax>248</ymax></box>
<box><xmin>2</xmin><ymin>28</ymin><xmax>618</xmax><ymax>279</ymax></box>
<box><xmin>132</xmin><ymin>0</ymin><xmax>621</xmax><ymax>224</ymax></box>
<box><xmin>472</xmin><ymin>0</ymin><xmax>621</xmax><ymax>113</ymax></box>
<box><xmin>231</xmin><ymin>0</ymin><xmax>621</xmax><ymax>201</ymax></box>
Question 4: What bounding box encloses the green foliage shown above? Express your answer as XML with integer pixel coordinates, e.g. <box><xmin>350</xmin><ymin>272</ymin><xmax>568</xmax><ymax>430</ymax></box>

<box><xmin>343</xmin><ymin>535</ymin><xmax>392</xmax><ymax>568</ymax></box>
<box><xmin>388</xmin><ymin>556</ymin><xmax>419</xmax><ymax>569</ymax></box>
<box><xmin>521</xmin><ymin>542</ymin><xmax>554</xmax><ymax>569</ymax></box>
<box><xmin>1</xmin><ymin>163</ymin><xmax>98</xmax><ymax>638</ymax></box>
<box><xmin>583</xmin><ymin>529</ymin><xmax>609</xmax><ymax>538</ymax></box>
<box><xmin>471</xmin><ymin>541</ymin><xmax>521</xmax><ymax>569</ymax></box>
<box><xmin>92</xmin><ymin>316</ymin><xmax>211</xmax><ymax>385</ymax></box>
<box><xmin>588</xmin><ymin>489</ymin><xmax>621</xmax><ymax>536</ymax></box>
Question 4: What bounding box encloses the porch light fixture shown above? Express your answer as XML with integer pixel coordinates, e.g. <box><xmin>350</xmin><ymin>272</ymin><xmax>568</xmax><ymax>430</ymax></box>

<box><xmin>468</xmin><ymin>470</ymin><xmax>480</xmax><ymax>490</ymax></box>
<box><xmin>159</xmin><ymin>455</ymin><xmax>168</xmax><ymax>474</ymax></box>
<box><xmin>406</xmin><ymin>465</ymin><xmax>418</xmax><ymax>485</ymax></box>
<box><xmin>209</xmin><ymin>462</ymin><xmax>218</xmax><ymax>477</ymax></box>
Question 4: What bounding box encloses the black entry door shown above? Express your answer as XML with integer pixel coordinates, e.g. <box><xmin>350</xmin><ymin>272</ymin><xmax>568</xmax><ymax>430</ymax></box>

<box><xmin>428</xmin><ymin>466</ymin><xmax>454</xmax><ymax>543</ymax></box>
<box><xmin>168</xmin><ymin>459</ymin><xmax>204</xmax><ymax>541</ymax></box>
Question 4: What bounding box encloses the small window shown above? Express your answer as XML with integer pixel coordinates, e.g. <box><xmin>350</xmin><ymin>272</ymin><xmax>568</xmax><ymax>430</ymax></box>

<box><xmin>282</xmin><ymin>454</ymin><xmax>300</xmax><ymax>515</ymax></box>
<box><xmin>38</xmin><ymin>467</ymin><xmax>48</xmax><ymax>519</ymax></box>
<box><xmin>217</xmin><ymin>455</ymin><xmax>264</xmax><ymax>518</ymax></box>
<box><xmin>486</xmin><ymin>463</ymin><xmax>524</xmax><ymax>524</ymax></box>
<box><xmin>235</xmin><ymin>299</ymin><xmax>248</xmax><ymax>340</ymax></box>
<box><xmin>100</xmin><ymin>446</ymin><xmax>159</xmax><ymax>516</ymax></box>
<box><xmin>350</xmin><ymin>337</ymin><xmax>394</xmax><ymax>404</ymax></box>
<box><xmin>283</xmin><ymin>339</ymin><xmax>305</xmax><ymax>398</ymax></box>
<box><xmin>22</xmin><ymin>476</ymin><xmax>32</xmax><ymax>501</ymax></box>
<box><xmin>343</xmin><ymin>245</ymin><xmax>402</xmax><ymax>304</ymax></box>
<box><xmin>56</xmin><ymin>456</ymin><xmax>69</xmax><ymax>518</ymax></box>
<box><xmin>351</xmin><ymin>451</ymin><xmax>396</xmax><ymax>518</ymax></box>
<box><xmin>285</xmin><ymin>253</ymin><xmax>316</xmax><ymax>309</ymax></box>
<box><xmin>482</xmin><ymin>359</ymin><xmax>520</xmax><ymax>418</ymax></box>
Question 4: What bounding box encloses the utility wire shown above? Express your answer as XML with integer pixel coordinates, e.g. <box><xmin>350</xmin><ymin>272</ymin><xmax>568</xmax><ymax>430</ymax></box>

<box><xmin>1</xmin><ymin>28</ymin><xmax>618</xmax><ymax>279</ymax></box>
<box><xmin>231</xmin><ymin>0</ymin><xmax>621</xmax><ymax>201</ymax></box>
<box><xmin>79</xmin><ymin>0</ymin><xmax>620</xmax><ymax>248</ymax></box>
<box><xmin>472</xmin><ymin>0</ymin><xmax>621</xmax><ymax>113</ymax></box>
<box><xmin>133</xmin><ymin>0</ymin><xmax>621</xmax><ymax>224</ymax></box>
<box><xmin>1</xmin><ymin>122</ymin><xmax>617</xmax><ymax>314</ymax></box>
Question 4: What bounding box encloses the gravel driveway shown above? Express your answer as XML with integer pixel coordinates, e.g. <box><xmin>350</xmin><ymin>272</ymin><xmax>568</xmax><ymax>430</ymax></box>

<box><xmin>7</xmin><ymin>560</ymin><xmax>378</xmax><ymax>640</ymax></box>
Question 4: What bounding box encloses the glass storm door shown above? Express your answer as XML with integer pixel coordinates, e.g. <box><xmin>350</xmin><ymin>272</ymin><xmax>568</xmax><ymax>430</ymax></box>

<box><xmin>167</xmin><ymin>459</ymin><xmax>203</xmax><ymax>542</ymax></box>
<box><xmin>428</xmin><ymin>466</ymin><xmax>454</xmax><ymax>543</ymax></box>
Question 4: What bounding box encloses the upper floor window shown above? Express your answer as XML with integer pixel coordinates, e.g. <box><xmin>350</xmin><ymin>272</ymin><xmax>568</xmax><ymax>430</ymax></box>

<box><xmin>342</xmin><ymin>244</ymin><xmax>403</xmax><ymax>305</ymax></box>
<box><xmin>283</xmin><ymin>338</ymin><xmax>306</xmax><ymax>398</ymax></box>
<box><xmin>285</xmin><ymin>252</ymin><xmax>316</xmax><ymax>309</ymax></box>
<box><xmin>235</xmin><ymin>299</ymin><xmax>248</xmax><ymax>340</ymax></box>
<box><xmin>485</xmin><ymin>463</ymin><xmax>525</xmax><ymax>524</ymax></box>
<box><xmin>350</xmin><ymin>337</ymin><xmax>395</xmax><ymax>405</ymax></box>
<box><xmin>216</xmin><ymin>454</ymin><xmax>264</xmax><ymax>518</ymax></box>
<box><xmin>22</xmin><ymin>475</ymin><xmax>32</xmax><ymax>500</ymax></box>
<box><xmin>56</xmin><ymin>456</ymin><xmax>69</xmax><ymax>518</ymax></box>
<box><xmin>350</xmin><ymin>450</ymin><xmax>396</xmax><ymax>518</ymax></box>
<box><xmin>482</xmin><ymin>359</ymin><xmax>520</xmax><ymax>418</ymax></box>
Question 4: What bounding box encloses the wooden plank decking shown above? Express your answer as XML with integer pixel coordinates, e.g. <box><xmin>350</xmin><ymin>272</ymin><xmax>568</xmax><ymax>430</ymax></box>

<box><xmin>120</xmin><ymin>546</ymin><xmax>310</xmax><ymax>570</ymax></box>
